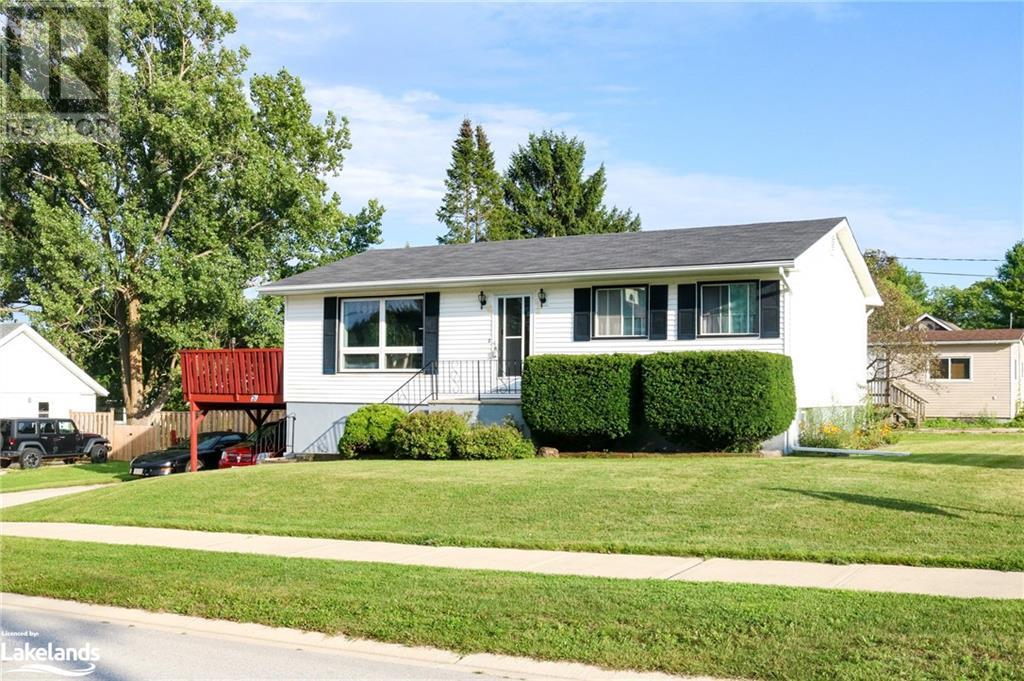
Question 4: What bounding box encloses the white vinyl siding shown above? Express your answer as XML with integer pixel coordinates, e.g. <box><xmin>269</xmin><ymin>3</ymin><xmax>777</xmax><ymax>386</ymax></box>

<box><xmin>282</xmin><ymin>274</ymin><xmax>787</xmax><ymax>404</ymax></box>
<box><xmin>787</xmin><ymin>222</ymin><xmax>870</xmax><ymax>410</ymax></box>
<box><xmin>0</xmin><ymin>333</ymin><xmax>100</xmax><ymax>418</ymax></box>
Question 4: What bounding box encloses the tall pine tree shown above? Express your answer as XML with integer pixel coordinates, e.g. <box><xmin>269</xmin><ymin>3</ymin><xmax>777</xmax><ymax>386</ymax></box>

<box><xmin>473</xmin><ymin>125</ymin><xmax>507</xmax><ymax>240</ymax></box>
<box><xmin>436</xmin><ymin>119</ymin><xmax>505</xmax><ymax>243</ymax></box>
<box><xmin>501</xmin><ymin>131</ymin><xmax>640</xmax><ymax>239</ymax></box>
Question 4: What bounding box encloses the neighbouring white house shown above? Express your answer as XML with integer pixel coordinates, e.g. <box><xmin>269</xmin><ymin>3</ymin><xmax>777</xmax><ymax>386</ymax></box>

<box><xmin>0</xmin><ymin>323</ymin><xmax>109</xmax><ymax>419</ymax></box>
<box><xmin>875</xmin><ymin>314</ymin><xmax>1024</xmax><ymax>421</ymax></box>
<box><xmin>260</xmin><ymin>217</ymin><xmax>883</xmax><ymax>453</ymax></box>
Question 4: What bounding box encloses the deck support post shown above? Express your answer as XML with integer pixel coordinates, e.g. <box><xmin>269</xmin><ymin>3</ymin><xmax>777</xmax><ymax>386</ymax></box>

<box><xmin>188</xmin><ymin>402</ymin><xmax>207</xmax><ymax>473</ymax></box>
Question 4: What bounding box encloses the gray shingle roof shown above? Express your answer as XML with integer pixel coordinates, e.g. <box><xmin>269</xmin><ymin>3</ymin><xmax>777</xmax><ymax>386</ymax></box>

<box><xmin>0</xmin><ymin>323</ymin><xmax>22</xmax><ymax>340</ymax></box>
<box><xmin>264</xmin><ymin>217</ymin><xmax>845</xmax><ymax>291</ymax></box>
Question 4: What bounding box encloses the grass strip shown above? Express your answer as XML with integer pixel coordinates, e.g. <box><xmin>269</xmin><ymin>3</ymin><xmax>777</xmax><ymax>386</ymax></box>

<box><xmin>0</xmin><ymin>462</ymin><xmax>131</xmax><ymax>493</ymax></box>
<box><xmin>2</xmin><ymin>536</ymin><xmax>1022</xmax><ymax>681</ymax></box>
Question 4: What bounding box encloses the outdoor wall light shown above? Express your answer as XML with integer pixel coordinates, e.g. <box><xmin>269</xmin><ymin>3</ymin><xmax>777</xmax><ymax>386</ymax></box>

<box><xmin>538</xmin><ymin>288</ymin><xmax>547</xmax><ymax>307</ymax></box>
<box><xmin>478</xmin><ymin>291</ymin><xmax>487</xmax><ymax>309</ymax></box>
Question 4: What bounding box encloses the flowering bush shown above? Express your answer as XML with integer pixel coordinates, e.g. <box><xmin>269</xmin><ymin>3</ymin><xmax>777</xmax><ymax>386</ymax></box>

<box><xmin>799</xmin><ymin>421</ymin><xmax>848</xmax><ymax>449</ymax></box>
<box><xmin>799</xmin><ymin>405</ymin><xmax>901</xmax><ymax>450</ymax></box>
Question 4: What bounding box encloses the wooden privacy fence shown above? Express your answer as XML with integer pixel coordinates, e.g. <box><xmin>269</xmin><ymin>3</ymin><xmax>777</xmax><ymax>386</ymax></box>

<box><xmin>70</xmin><ymin>410</ymin><xmax>285</xmax><ymax>461</ymax></box>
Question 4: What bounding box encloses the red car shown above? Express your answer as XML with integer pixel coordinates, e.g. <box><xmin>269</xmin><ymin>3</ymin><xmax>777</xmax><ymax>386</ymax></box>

<box><xmin>219</xmin><ymin>419</ymin><xmax>287</xmax><ymax>468</ymax></box>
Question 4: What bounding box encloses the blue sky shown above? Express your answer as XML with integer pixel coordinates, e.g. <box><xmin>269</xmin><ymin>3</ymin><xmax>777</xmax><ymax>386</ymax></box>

<box><xmin>225</xmin><ymin>1</ymin><xmax>1023</xmax><ymax>287</ymax></box>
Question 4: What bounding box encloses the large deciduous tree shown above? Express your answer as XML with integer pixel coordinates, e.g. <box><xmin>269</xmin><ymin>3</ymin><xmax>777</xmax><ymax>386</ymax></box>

<box><xmin>0</xmin><ymin>0</ymin><xmax>383</xmax><ymax>420</ymax></box>
<box><xmin>435</xmin><ymin>119</ymin><xmax>505</xmax><ymax>244</ymax></box>
<box><xmin>500</xmin><ymin>131</ymin><xmax>640</xmax><ymax>239</ymax></box>
<box><xmin>927</xmin><ymin>282</ymin><xmax>1000</xmax><ymax>329</ymax></box>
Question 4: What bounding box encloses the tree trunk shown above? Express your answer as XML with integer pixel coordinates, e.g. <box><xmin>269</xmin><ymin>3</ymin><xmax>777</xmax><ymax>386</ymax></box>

<box><xmin>116</xmin><ymin>291</ymin><xmax>147</xmax><ymax>423</ymax></box>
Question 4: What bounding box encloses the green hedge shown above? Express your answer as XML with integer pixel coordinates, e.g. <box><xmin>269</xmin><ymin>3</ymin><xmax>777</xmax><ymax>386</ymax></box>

<box><xmin>390</xmin><ymin>411</ymin><xmax>469</xmax><ymax>460</ymax></box>
<box><xmin>521</xmin><ymin>354</ymin><xmax>640</xmax><ymax>448</ymax></box>
<box><xmin>642</xmin><ymin>351</ymin><xmax>796</xmax><ymax>451</ymax></box>
<box><xmin>338</xmin><ymin>404</ymin><xmax>407</xmax><ymax>458</ymax></box>
<box><xmin>454</xmin><ymin>424</ymin><xmax>535</xmax><ymax>460</ymax></box>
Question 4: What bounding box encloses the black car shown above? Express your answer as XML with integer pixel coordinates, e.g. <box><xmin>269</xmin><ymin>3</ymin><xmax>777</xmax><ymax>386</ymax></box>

<box><xmin>129</xmin><ymin>431</ymin><xmax>244</xmax><ymax>477</ymax></box>
<box><xmin>0</xmin><ymin>417</ymin><xmax>110</xmax><ymax>469</ymax></box>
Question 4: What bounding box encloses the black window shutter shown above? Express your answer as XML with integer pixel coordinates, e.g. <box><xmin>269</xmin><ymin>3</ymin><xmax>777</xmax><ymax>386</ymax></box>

<box><xmin>322</xmin><ymin>297</ymin><xmax>338</xmax><ymax>374</ymax></box>
<box><xmin>649</xmin><ymin>285</ymin><xmax>668</xmax><ymax>340</ymax></box>
<box><xmin>760</xmin><ymin>280</ymin><xmax>781</xmax><ymax>339</ymax></box>
<box><xmin>573</xmin><ymin>288</ymin><xmax>591</xmax><ymax>341</ymax></box>
<box><xmin>423</xmin><ymin>292</ymin><xmax>440</xmax><ymax>373</ymax></box>
<box><xmin>677</xmin><ymin>284</ymin><xmax>697</xmax><ymax>340</ymax></box>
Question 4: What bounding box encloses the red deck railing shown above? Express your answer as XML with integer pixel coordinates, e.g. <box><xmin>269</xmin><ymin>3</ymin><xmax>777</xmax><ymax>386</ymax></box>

<box><xmin>180</xmin><ymin>348</ymin><xmax>284</xmax><ymax>406</ymax></box>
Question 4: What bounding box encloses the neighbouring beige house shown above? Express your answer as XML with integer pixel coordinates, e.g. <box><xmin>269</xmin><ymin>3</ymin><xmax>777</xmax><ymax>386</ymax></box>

<box><xmin>892</xmin><ymin>314</ymin><xmax>1024</xmax><ymax>421</ymax></box>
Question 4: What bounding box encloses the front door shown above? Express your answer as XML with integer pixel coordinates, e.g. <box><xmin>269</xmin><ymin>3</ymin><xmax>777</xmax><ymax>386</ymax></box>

<box><xmin>498</xmin><ymin>296</ymin><xmax>530</xmax><ymax>378</ymax></box>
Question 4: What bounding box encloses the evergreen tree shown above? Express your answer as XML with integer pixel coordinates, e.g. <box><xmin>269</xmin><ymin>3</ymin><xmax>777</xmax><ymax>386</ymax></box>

<box><xmin>436</xmin><ymin>119</ymin><xmax>478</xmax><ymax>244</ymax></box>
<box><xmin>500</xmin><ymin>131</ymin><xmax>640</xmax><ymax>239</ymax></box>
<box><xmin>473</xmin><ymin>125</ymin><xmax>508</xmax><ymax>241</ymax></box>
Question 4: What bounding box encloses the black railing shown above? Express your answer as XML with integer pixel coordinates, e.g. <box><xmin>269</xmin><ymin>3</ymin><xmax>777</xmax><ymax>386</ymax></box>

<box><xmin>382</xmin><ymin>360</ymin><xmax>522</xmax><ymax>410</ymax></box>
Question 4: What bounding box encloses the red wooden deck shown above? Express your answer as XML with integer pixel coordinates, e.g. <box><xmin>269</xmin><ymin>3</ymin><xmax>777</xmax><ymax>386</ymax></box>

<box><xmin>180</xmin><ymin>348</ymin><xmax>285</xmax><ymax>409</ymax></box>
<box><xmin>179</xmin><ymin>348</ymin><xmax>286</xmax><ymax>473</ymax></box>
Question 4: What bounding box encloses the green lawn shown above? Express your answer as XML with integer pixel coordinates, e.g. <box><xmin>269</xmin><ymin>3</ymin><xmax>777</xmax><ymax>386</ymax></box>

<box><xmin>0</xmin><ymin>461</ymin><xmax>132</xmax><ymax>493</ymax></box>
<box><xmin>880</xmin><ymin>430</ymin><xmax>1024</xmax><ymax>457</ymax></box>
<box><xmin>6</xmin><ymin>432</ymin><xmax>1023</xmax><ymax>569</ymax></box>
<box><xmin>3</xmin><ymin>537</ymin><xmax>1021</xmax><ymax>681</ymax></box>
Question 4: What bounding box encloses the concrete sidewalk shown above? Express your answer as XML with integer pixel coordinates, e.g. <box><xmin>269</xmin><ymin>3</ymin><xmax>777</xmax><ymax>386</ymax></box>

<box><xmin>3</xmin><ymin>521</ymin><xmax>1021</xmax><ymax>599</ymax></box>
<box><xmin>0</xmin><ymin>484</ymin><xmax>109</xmax><ymax>509</ymax></box>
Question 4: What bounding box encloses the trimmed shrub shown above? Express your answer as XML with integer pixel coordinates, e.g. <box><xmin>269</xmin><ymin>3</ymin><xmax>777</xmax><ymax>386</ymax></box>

<box><xmin>338</xmin><ymin>404</ymin><xmax>407</xmax><ymax>458</ymax></box>
<box><xmin>390</xmin><ymin>410</ymin><xmax>469</xmax><ymax>460</ymax></box>
<box><xmin>521</xmin><ymin>354</ymin><xmax>640</xmax><ymax>448</ymax></box>
<box><xmin>642</xmin><ymin>351</ymin><xmax>796</xmax><ymax>451</ymax></box>
<box><xmin>454</xmin><ymin>423</ymin><xmax>536</xmax><ymax>460</ymax></box>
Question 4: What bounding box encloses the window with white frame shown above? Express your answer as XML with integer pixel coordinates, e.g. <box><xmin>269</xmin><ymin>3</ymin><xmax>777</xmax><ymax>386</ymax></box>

<box><xmin>341</xmin><ymin>297</ymin><xmax>424</xmax><ymax>370</ymax></box>
<box><xmin>594</xmin><ymin>286</ymin><xmax>647</xmax><ymax>337</ymax></box>
<box><xmin>700</xmin><ymin>282</ymin><xmax>758</xmax><ymax>335</ymax></box>
<box><xmin>929</xmin><ymin>356</ymin><xmax>971</xmax><ymax>381</ymax></box>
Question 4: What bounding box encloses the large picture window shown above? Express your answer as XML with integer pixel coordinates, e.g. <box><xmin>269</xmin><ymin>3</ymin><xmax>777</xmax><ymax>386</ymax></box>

<box><xmin>594</xmin><ymin>286</ymin><xmax>647</xmax><ymax>337</ymax></box>
<box><xmin>341</xmin><ymin>297</ymin><xmax>423</xmax><ymax>370</ymax></box>
<box><xmin>929</xmin><ymin>356</ymin><xmax>971</xmax><ymax>381</ymax></box>
<box><xmin>700</xmin><ymin>282</ymin><xmax>758</xmax><ymax>335</ymax></box>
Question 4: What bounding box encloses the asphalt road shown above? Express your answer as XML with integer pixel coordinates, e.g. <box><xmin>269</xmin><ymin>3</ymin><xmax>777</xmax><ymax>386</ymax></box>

<box><xmin>0</xmin><ymin>606</ymin><xmax>514</xmax><ymax>681</ymax></box>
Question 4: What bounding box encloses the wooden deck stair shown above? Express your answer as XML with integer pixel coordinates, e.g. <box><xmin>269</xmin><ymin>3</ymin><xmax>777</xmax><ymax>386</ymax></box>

<box><xmin>868</xmin><ymin>379</ymin><xmax>927</xmax><ymax>425</ymax></box>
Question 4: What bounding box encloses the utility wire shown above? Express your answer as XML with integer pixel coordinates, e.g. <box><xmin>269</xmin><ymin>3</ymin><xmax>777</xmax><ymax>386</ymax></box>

<box><xmin>895</xmin><ymin>256</ymin><xmax>1001</xmax><ymax>262</ymax></box>
<box><xmin>914</xmin><ymin>271</ymin><xmax>995</xmax><ymax>277</ymax></box>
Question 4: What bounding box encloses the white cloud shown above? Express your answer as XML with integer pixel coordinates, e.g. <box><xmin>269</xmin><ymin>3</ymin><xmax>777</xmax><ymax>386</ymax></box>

<box><xmin>223</xmin><ymin>2</ymin><xmax>349</xmax><ymax>54</ymax></box>
<box><xmin>308</xmin><ymin>85</ymin><xmax>579</xmax><ymax>242</ymax></box>
<box><xmin>604</xmin><ymin>163</ymin><xmax>1019</xmax><ymax>262</ymax></box>
<box><xmin>309</xmin><ymin>85</ymin><xmax>1018</xmax><ymax>268</ymax></box>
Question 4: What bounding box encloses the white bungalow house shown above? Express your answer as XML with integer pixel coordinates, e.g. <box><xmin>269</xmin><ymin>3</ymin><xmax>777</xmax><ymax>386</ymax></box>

<box><xmin>0</xmin><ymin>323</ymin><xmax>109</xmax><ymax>419</ymax></box>
<box><xmin>260</xmin><ymin>217</ymin><xmax>882</xmax><ymax>453</ymax></box>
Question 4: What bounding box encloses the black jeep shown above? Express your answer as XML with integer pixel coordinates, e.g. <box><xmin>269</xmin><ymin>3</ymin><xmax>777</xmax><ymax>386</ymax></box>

<box><xmin>0</xmin><ymin>417</ymin><xmax>110</xmax><ymax>469</ymax></box>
